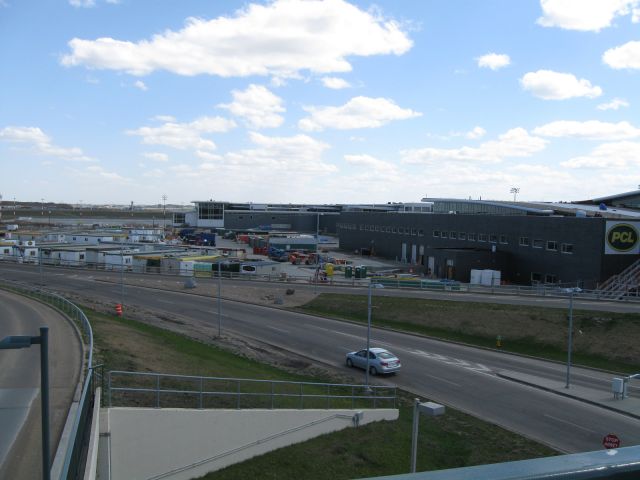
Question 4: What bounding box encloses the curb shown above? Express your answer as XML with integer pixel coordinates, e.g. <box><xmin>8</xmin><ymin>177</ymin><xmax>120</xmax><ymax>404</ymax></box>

<box><xmin>496</xmin><ymin>372</ymin><xmax>640</xmax><ymax>421</ymax></box>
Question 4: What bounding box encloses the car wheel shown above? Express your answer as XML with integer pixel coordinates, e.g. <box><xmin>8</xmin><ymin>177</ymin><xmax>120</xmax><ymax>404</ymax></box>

<box><xmin>369</xmin><ymin>366</ymin><xmax>377</xmax><ymax>376</ymax></box>
<box><xmin>346</xmin><ymin>358</ymin><xmax>353</xmax><ymax>368</ymax></box>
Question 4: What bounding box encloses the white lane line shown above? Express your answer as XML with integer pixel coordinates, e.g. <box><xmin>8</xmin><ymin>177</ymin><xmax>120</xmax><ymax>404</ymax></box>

<box><xmin>544</xmin><ymin>414</ymin><xmax>596</xmax><ymax>433</ymax></box>
<box><xmin>422</xmin><ymin>373</ymin><xmax>462</xmax><ymax>387</ymax></box>
<box><xmin>266</xmin><ymin>325</ymin><xmax>290</xmax><ymax>334</ymax></box>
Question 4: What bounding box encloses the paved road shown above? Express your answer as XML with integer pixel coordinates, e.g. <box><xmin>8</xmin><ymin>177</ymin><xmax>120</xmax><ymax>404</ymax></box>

<box><xmin>0</xmin><ymin>290</ymin><xmax>83</xmax><ymax>479</ymax></box>
<box><xmin>2</xmin><ymin>262</ymin><xmax>639</xmax><ymax>313</ymax></box>
<box><xmin>2</xmin><ymin>265</ymin><xmax>639</xmax><ymax>453</ymax></box>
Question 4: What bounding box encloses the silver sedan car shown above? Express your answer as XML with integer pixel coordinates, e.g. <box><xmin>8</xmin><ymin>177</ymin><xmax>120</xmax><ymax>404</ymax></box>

<box><xmin>345</xmin><ymin>347</ymin><xmax>401</xmax><ymax>375</ymax></box>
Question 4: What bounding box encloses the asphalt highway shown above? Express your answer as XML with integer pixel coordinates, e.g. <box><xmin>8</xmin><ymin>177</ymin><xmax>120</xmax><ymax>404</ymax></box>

<box><xmin>1</xmin><ymin>264</ymin><xmax>639</xmax><ymax>454</ymax></box>
<box><xmin>0</xmin><ymin>289</ymin><xmax>82</xmax><ymax>479</ymax></box>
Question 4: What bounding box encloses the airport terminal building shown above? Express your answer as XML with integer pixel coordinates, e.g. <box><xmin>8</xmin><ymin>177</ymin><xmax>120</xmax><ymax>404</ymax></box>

<box><xmin>174</xmin><ymin>192</ymin><xmax>640</xmax><ymax>289</ymax></box>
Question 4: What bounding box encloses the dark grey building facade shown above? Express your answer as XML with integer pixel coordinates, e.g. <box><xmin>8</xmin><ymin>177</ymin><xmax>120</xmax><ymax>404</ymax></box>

<box><xmin>337</xmin><ymin>212</ymin><xmax>637</xmax><ymax>288</ymax></box>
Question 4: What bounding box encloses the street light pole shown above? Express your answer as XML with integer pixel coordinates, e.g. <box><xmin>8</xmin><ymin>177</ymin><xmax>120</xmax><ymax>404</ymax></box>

<box><xmin>565</xmin><ymin>289</ymin><xmax>575</xmax><ymax>389</ymax></box>
<box><xmin>162</xmin><ymin>194</ymin><xmax>167</xmax><ymax>233</ymax></box>
<box><xmin>217</xmin><ymin>261</ymin><xmax>222</xmax><ymax>337</ymax></box>
<box><xmin>365</xmin><ymin>281</ymin><xmax>373</xmax><ymax>389</ymax></box>
<box><xmin>121</xmin><ymin>249</ymin><xmax>125</xmax><ymax>308</ymax></box>
<box><xmin>0</xmin><ymin>327</ymin><xmax>51</xmax><ymax>480</ymax></box>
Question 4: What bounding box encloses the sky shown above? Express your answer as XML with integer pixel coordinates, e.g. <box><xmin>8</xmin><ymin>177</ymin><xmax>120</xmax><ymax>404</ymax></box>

<box><xmin>1</xmin><ymin>0</ymin><xmax>640</xmax><ymax>206</ymax></box>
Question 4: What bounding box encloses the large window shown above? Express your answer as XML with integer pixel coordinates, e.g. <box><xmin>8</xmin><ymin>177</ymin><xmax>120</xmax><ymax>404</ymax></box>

<box><xmin>519</xmin><ymin>237</ymin><xmax>530</xmax><ymax>247</ymax></box>
<box><xmin>198</xmin><ymin>202</ymin><xmax>224</xmax><ymax>220</ymax></box>
<box><xmin>546</xmin><ymin>240</ymin><xmax>558</xmax><ymax>251</ymax></box>
<box><xmin>478</xmin><ymin>234</ymin><xmax>488</xmax><ymax>242</ymax></box>
<box><xmin>561</xmin><ymin>243</ymin><xmax>574</xmax><ymax>254</ymax></box>
<box><xmin>533</xmin><ymin>239</ymin><xmax>544</xmax><ymax>248</ymax></box>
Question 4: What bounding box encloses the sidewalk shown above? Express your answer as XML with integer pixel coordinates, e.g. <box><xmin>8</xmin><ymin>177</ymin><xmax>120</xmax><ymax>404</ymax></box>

<box><xmin>497</xmin><ymin>370</ymin><xmax>640</xmax><ymax>420</ymax></box>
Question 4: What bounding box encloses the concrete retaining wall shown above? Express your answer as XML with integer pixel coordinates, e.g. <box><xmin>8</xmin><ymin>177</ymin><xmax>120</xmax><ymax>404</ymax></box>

<box><xmin>100</xmin><ymin>407</ymin><xmax>398</xmax><ymax>480</ymax></box>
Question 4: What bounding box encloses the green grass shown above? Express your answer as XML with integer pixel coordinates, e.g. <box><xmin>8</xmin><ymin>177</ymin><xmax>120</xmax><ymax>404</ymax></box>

<box><xmin>200</xmin><ymin>399</ymin><xmax>555</xmax><ymax>480</ymax></box>
<box><xmin>296</xmin><ymin>294</ymin><xmax>640</xmax><ymax>374</ymax></box>
<box><xmin>84</xmin><ymin>307</ymin><xmax>556</xmax><ymax>479</ymax></box>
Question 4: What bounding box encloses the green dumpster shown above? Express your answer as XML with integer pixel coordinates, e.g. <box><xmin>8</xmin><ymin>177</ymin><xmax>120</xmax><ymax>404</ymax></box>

<box><xmin>361</xmin><ymin>266</ymin><xmax>367</xmax><ymax>278</ymax></box>
<box><xmin>355</xmin><ymin>266</ymin><xmax>362</xmax><ymax>279</ymax></box>
<box><xmin>345</xmin><ymin>266</ymin><xmax>353</xmax><ymax>278</ymax></box>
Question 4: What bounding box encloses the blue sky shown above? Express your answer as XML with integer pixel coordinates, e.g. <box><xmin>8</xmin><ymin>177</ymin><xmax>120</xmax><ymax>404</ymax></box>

<box><xmin>1</xmin><ymin>0</ymin><xmax>640</xmax><ymax>205</ymax></box>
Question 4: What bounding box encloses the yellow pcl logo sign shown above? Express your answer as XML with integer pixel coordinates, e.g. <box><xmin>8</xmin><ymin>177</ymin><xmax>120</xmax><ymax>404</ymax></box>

<box><xmin>607</xmin><ymin>223</ymin><xmax>638</xmax><ymax>252</ymax></box>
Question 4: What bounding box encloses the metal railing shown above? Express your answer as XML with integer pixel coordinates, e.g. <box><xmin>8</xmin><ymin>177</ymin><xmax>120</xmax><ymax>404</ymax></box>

<box><xmin>0</xmin><ymin>279</ymin><xmax>97</xmax><ymax>480</ymax></box>
<box><xmin>107</xmin><ymin>370</ymin><xmax>397</xmax><ymax>410</ymax></box>
<box><xmin>2</xmin><ymin>255</ymin><xmax>639</xmax><ymax>303</ymax></box>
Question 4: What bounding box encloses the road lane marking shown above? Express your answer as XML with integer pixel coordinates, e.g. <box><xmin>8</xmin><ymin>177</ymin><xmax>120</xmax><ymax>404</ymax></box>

<box><xmin>408</xmin><ymin>349</ymin><xmax>493</xmax><ymax>374</ymax></box>
<box><xmin>266</xmin><ymin>325</ymin><xmax>290</xmax><ymax>334</ymax></box>
<box><xmin>422</xmin><ymin>373</ymin><xmax>462</xmax><ymax>387</ymax></box>
<box><xmin>543</xmin><ymin>414</ymin><xmax>596</xmax><ymax>433</ymax></box>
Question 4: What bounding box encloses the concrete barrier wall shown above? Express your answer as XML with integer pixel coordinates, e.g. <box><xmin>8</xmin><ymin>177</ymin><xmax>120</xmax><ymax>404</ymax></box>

<box><xmin>102</xmin><ymin>407</ymin><xmax>398</xmax><ymax>480</ymax></box>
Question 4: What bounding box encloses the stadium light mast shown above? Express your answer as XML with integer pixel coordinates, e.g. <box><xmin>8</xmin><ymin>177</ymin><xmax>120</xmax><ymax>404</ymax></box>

<box><xmin>510</xmin><ymin>187</ymin><xmax>520</xmax><ymax>202</ymax></box>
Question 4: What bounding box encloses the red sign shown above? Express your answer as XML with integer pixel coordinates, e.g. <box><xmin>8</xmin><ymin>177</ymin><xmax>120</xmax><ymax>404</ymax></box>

<box><xmin>602</xmin><ymin>434</ymin><xmax>621</xmax><ymax>449</ymax></box>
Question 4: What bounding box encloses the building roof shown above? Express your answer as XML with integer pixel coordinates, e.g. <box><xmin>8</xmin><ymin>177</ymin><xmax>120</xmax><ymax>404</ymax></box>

<box><xmin>588</xmin><ymin>189</ymin><xmax>640</xmax><ymax>203</ymax></box>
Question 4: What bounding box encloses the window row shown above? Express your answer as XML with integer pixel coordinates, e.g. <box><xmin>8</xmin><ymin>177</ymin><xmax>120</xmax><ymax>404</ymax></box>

<box><xmin>531</xmin><ymin>272</ymin><xmax>558</xmax><ymax>284</ymax></box>
<box><xmin>433</xmin><ymin>230</ymin><xmax>508</xmax><ymax>244</ymax></box>
<box><xmin>519</xmin><ymin>237</ymin><xmax>573</xmax><ymax>254</ymax></box>
<box><xmin>357</xmin><ymin>224</ymin><xmax>425</xmax><ymax>236</ymax></box>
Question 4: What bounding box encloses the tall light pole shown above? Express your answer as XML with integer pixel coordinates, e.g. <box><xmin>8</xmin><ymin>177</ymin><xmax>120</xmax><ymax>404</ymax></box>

<box><xmin>510</xmin><ymin>187</ymin><xmax>520</xmax><ymax>202</ymax></box>
<box><xmin>1</xmin><ymin>327</ymin><xmax>51</xmax><ymax>480</ymax></box>
<box><xmin>217</xmin><ymin>261</ymin><xmax>222</xmax><ymax>337</ymax></box>
<box><xmin>564</xmin><ymin>287</ymin><xmax>580</xmax><ymax>388</ymax></box>
<box><xmin>162</xmin><ymin>194</ymin><xmax>167</xmax><ymax>233</ymax></box>
<box><xmin>121</xmin><ymin>249</ymin><xmax>125</xmax><ymax>308</ymax></box>
<box><xmin>41</xmin><ymin>198</ymin><xmax>44</xmax><ymax>216</ymax></box>
<box><xmin>364</xmin><ymin>281</ymin><xmax>384</xmax><ymax>390</ymax></box>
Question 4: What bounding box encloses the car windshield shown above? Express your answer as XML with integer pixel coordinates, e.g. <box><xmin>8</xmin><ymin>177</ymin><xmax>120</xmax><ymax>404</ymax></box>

<box><xmin>377</xmin><ymin>352</ymin><xmax>396</xmax><ymax>359</ymax></box>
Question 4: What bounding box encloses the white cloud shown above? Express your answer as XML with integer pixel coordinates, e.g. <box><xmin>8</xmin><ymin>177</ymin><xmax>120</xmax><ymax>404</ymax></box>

<box><xmin>476</xmin><ymin>53</ymin><xmax>510</xmax><ymax>70</ymax></box>
<box><xmin>143</xmin><ymin>152</ymin><xmax>169</xmax><ymax>162</ymax></box>
<box><xmin>537</xmin><ymin>0</ymin><xmax>640</xmax><ymax>31</ymax></box>
<box><xmin>520</xmin><ymin>70</ymin><xmax>602</xmax><ymax>100</ymax></box>
<box><xmin>218</xmin><ymin>84</ymin><xmax>285</xmax><ymax>129</ymax></box>
<box><xmin>597</xmin><ymin>98</ymin><xmax>630</xmax><ymax>110</ymax></box>
<box><xmin>61</xmin><ymin>0</ymin><xmax>412</xmax><ymax>78</ymax></box>
<box><xmin>126</xmin><ymin>116</ymin><xmax>236</xmax><ymax>150</ymax></box>
<box><xmin>561</xmin><ymin>141</ymin><xmax>640</xmax><ymax>168</ymax></box>
<box><xmin>321</xmin><ymin>76</ymin><xmax>351</xmax><ymax>89</ymax></box>
<box><xmin>466</xmin><ymin>126</ymin><xmax>486</xmax><ymax>139</ymax></box>
<box><xmin>299</xmin><ymin>96</ymin><xmax>421</xmax><ymax>131</ymax></box>
<box><xmin>134</xmin><ymin>80</ymin><xmax>147</xmax><ymax>91</ymax></box>
<box><xmin>533</xmin><ymin>120</ymin><xmax>640</xmax><ymax>140</ymax></box>
<box><xmin>401</xmin><ymin>128</ymin><xmax>547</xmax><ymax>164</ymax></box>
<box><xmin>69</xmin><ymin>0</ymin><xmax>95</xmax><ymax>7</ymax></box>
<box><xmin>0</xmin><ymin>126</ymin><xmax>95</xmax><ymax>162</ymax></box>
<box><xmin>603</xmin><ymin>41</ymin><xmax>640</xmax><ymax>69</ymax></box>
<box><xmin>344</xmin><ymin>154</ymin><xmax>398</xmax><ymax>173</ymax></box>
<box><xmin>222</xmin><ymin>132</ymin><xmax>335</xmax><ymax>174</ymax></box>
<box><xmin>152</xmin><ymin>115</ymin><xmax>176</xmax><ymax>122</ymax></box>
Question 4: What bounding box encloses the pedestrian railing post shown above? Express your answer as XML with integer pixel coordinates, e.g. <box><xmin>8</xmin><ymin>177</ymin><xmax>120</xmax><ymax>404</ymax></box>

<box><xmin>300</xmin><ymin>383</ymin><xmax>304</xmax><ymax>409</ymax></box>
<box><xmin>237</xmin><ymin>380</ymin><xmax>241</xmax><ymax>409</ymax></box>
<box><xmin>199</xmin><ymin>377</ymin><xmax>203</xmax><ymax>409</ymax></box>
<box><xmin>271</xmin><ymin>382</ymin><xmax>275</xmax><ymax>409</ymax></box>
<box><xmin>156</xmin><ymin>375</ymin><xmax>160</xmax><ymax>408</ymax></box>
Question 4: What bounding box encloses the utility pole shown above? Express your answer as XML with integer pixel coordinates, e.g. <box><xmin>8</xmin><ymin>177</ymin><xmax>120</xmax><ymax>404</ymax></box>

<box><xmin>162</xmin><ymin>194</ymin><xmax>167</xmax><ymax>233</ymax></box>
<box><xmin>218</xmin><ymin>261</ymin><xmax>222</xmax><ymax>337</ymax></box>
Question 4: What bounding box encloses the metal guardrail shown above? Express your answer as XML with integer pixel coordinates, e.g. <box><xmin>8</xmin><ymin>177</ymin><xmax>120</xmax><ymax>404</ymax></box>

<box><xmin>362</xmin><ymin>444</ymin><xmax>640</xmax><ymax>479</ymax></box>
<box><xmin>1</xmin><ymin>255</ymin><xmax>639</xmax><ymax>303</ymax></box>
<box><xmin>0</xmin><ymin>279</ymin><xmax>96</xmax><ymax>480</ymax></box>
<box><xmin>107</xmin><ymin>370</ymin><xmax>397</xmax><ymax>410</ymax></box>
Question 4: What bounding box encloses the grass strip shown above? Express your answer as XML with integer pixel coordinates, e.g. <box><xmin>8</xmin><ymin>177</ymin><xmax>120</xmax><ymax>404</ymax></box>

<box><xmin>296</xmin><ymin>294</ymin><xmax>640</xmax><ymax>374</ymax></box>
